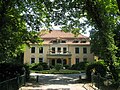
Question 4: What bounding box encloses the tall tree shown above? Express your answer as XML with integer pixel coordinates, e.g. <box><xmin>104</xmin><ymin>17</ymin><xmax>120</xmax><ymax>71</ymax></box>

<box><xmin>0</xmin><ymin>0</ymin><xmax>120</xmax><ymax>80</ymax></box>
<box><xmin>0</xmin><ymin>0</ymin><xmax>48</xmax><ymax>62</ymax></box>
<box><xmin>45</xmin><ymin>0</ymin><xmax>119</xmax><ymax>60</ymax></box>
<box><xmin>44</xmin><ymin>0</ymin><xmax>120</xmax><ymax>81</ymax></box>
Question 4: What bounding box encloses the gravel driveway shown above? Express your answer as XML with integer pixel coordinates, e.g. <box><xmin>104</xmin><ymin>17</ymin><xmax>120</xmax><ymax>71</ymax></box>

<box><xmin>19</xmin><ymin>73</ymin><xmax>97</xmax><ymax>90</ymax></box>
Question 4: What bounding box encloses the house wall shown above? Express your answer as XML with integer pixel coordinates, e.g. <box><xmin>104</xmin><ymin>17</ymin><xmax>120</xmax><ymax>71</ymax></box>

<box><xmin>24</xmin><ymin>44</ymin><xmax>94</xmax><ymax>65</ymax></box>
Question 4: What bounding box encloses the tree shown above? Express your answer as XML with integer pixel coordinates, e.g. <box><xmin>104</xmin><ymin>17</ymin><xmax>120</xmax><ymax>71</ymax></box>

<box><xmin>114</xmin><ymin>23</ymin><xmax>120</xmax><ymax>58</ymax></box>
<box><xmin>46</xmin><ymin>0</ymin><xmax>119</xmax><ymax>60</ymax></box>
<box><xmin>44</xmin><ymin>0</ymin><xmax>120</xmax><ymax>81</ymax></box>
<box><xmin>0</xmin><ymin>0</ymin><xmax>120</xmax><ymax>80</ymax></box>
<box><xmin>0</xmin><ymin>0</ymin><xmax>48</xmax><ymax>62</ymax></box>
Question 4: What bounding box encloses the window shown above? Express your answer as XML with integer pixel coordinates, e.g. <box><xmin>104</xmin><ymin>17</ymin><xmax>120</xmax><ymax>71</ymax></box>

<box><xmin>63</xmin><ymin>47</ymin><xmax>67</xmax><ymax>53</ymax></box>
<box><xmin>52</xmin><ymin>47</ymin><xmax>55</xmax><ymax>53</ymax></box>
<box><xmin>39</xmin><ymin>47</ymin><xmax>43</xmax><ymax>53</ymax></box>
<box><xmin>31</xmin><ymin>47</ymin><xmax>35</xmax><ymax>53</ymax></box>
<box><xmin>83</xmin><ymin>58</ymin><xmax>87</xmax><ymax>62</ymax></box>
<box><xmin>81</xmin><ymin>41</ymin><xmax>86</xmax><ymax>43</ymax></box>
<box><xmin>39</xmin><ymin>58</ymin><xmax>43</xmax><ymax>63</ymax></box>
<box><xmin>83</xmin><ymin>47</ymin><xmax>87</xmax><ymax>54</ymax></box>
<box><xmin>52</xmin><ymin>40</ymin><xmax>57</xmax><ymax>43</ymax></box>
<box><xmin>75</xmin><ymin>47</ymin><xmax>79</xmax><ymax>54</ymax></box>
<box><xmin>61</xmin><ymin>40</ymin><xmax>66</xmax><ymax>43</ymax></box>
<box><xmin>57</xmin><ymin>39</ymin><xmax>61</xmax><ymax>43</ymax></box>
<box><xmin>75</xmin><ymin>58</ymin><xmax>79</xmax><ymax>64</ymax></box>
<box><xmin>57</xmin><ymin>47</ymin><xmax>61</xmax><ymax>53</ymax></box>
<box><xmin>31</xmin><ymin>58</ymin><xmax>35</xmax><ymax>64</ymax></box>
<box><xmin>73</xmin><ymin>40</ymin><xmax>79</xmax><ymax>43</ymax></box>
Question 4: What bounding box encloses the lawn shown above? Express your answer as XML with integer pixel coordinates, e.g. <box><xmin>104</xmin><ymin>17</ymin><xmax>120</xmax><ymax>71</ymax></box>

<box><xmin>31</xmin><ymin>69</ymin><xmax>81</xmax><ymax>74</ymax></box>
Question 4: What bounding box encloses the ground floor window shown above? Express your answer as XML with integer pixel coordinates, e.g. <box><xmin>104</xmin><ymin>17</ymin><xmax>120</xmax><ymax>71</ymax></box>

<box><xmin>31</xmin><ymin>58</ymin><xmax>35</xmax><ymax>64</ymax></box>
<box><xmin>75</xmin><ymin>58</ymin><xmax>79</xmax><ymax>64</ymax></box>
<box><xmin>39</xmin><ymin>58</ymin><xmax>43</xmax><ymax>63</ymax></box>
<box><xmin>83</xmin><ymin>58</ymin><xmax>87</xmax><ymax>62</ymax></box>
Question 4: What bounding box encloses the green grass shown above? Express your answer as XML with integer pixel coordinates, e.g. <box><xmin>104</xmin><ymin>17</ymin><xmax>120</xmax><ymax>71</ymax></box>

<box><xmin>31</xmin><ymin>69</ymin><xmax>80</xmax><ymax>74</ymax></box>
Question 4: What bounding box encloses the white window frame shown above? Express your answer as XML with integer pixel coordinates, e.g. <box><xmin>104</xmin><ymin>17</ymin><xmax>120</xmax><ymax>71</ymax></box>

<box><xmin>31</xmin><ymin>47</ymin><xmax>35</xmax><ymax>53</ymax></box>
<box><xmin>39</xmin><ymin>57</ymin><xmax>43</xmax><ymax>63</ymax></box>
<box><xmin>75</xmin><ymin>58</ymin><xmax>80</xmax><ymax>64</ymax></box>
<box><xmin>30</xmin><ymin>57</ymin><xmax>36</xmax><ymax>64</ymax></box>
<box><xmin>75</xmin><ymin>47</ymin><xmax>80</xmax><ymax>54</ymax></box>
<box><xmin>39</xmin><ymin>47</ymin><xmax>43</xmax><ymax>54</ymax></box>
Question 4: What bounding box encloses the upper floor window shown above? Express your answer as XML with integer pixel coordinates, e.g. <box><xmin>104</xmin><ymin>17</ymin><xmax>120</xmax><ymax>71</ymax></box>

<box><xmin>81</xmin><ymin>41</ymin><xmax>86</xmax><ymax>43</ymax></box>
<box><xmin>31</xmin><ymin>47</ymin><xmax>35</xmax><ymax>53</ymax></box>
<box><xmin>57</xmin><ymin>47</ymin><xmax>61</xmax><ymax>53</ymax></box>
<box><xmin>31</xmin><ymin>58</ymin><xmax>35</xmax><ymax>64</ymax></box>
<box><xmin>75</xmin><ymin>58</ymin><xmax>80</xmax><ymax>64</ymax></box>
<box><xmin>61</xmin><ymin>40</ymin><xmax>66</xmax><ymax>43</ymax></box>
<box><xmin>52</xmin><ymin>40</ymin><xmax>57</xmax><ymax>43</ymax></box>
<box><xmin>73</xmin><ymin>40</ymin><xmax>79</xmax><ymax>43</ymax></box>
<box><xmin>75</xmin><ymin>47</ymin><xmax>79</xmax><ymax>54</ymax></box>
<box><xmin>39</xmin><ymin>47</ymin><xmax>43</xmax><ymax>53</ymax></box>
<box><xmin>80</xmin><ymin>39</ymin><xmax>87</xmax><ymax>43</ymax></box>
<box><xmin>83</xmin><ymin>47</ymin><xmax>87</xmax><ymax>54</ymax></box>
<box><xmin>50</xmin><ymin>40</ymin><xmax>57</xmax><ymax>43</ymax></box>
<box><xmin>52</xmin><ymin>47</ymin><xmax>55</xmax><ymax>53</ymax></box>
<box><xmin>50</xmin><ymin>39</ymin><xmax>66</xmax><ymax>43</ymax></box>
<box><xmin>63</xmin><ymin>47</ymin><xmax>67</xmax><ymax>53</ymax></box>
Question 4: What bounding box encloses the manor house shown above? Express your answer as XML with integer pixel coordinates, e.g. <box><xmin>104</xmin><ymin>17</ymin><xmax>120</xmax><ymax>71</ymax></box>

<box><xmin>24</xmin><ymin>30</ymin><xmax>94</xmax><ymax>66</ymax></box>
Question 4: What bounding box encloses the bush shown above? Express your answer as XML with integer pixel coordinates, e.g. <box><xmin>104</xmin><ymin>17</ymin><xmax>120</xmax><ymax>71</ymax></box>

<box><xmin>0</xmin><ymin>63</ymin><xmax>29</xmax><ymax>82</ymax></box>
<box><xmin>30</xmin><ymin>62</ymin><xmax>48</xmax><ymax>70</ymax></box>
<box><xmin>23</xmin><ymin>64</ymin><xmax>30</xmax><ymax>81</ymax></box>
<box><xmin>86</xmin><ymin>62</ymin><xmax>107</xmax><ymax>81</ymax></box>
<box><xmin>40</xmin><ymin>62</ymin><xmax>48</xmax><ymax>70</ymax></box>
<box><xmin>30</xmin><ymin>63</ymin><xmax>39</xmax><ymax>70</ymax></box>
<box><xmin>71</xmin><ymin>61</ymin><xmax>88</xmax><ymax>70</ymax></box>
<box><xmin>55</xmin><ymin>64</ymin><xmax>62</xmax><ymax>71</ymax></box>
<box><xmin>63</xmin><ymin>65</ymin><xmax>71</xmax><ymax>69</ymax></box>
<box><xmin>50</xmin><ymin>65</ymin><xmax>54</xmax><ymax>69</ymax></box>
<box><xmin>36</xmin><ymin>65</ymin><xmax>43</xmax><ymax>71</ymax></box>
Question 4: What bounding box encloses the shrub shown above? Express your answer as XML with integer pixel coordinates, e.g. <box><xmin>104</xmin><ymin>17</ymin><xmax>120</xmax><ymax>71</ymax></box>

<box><xmin>36</xmin><ymin>65</ymin><xmax>43</xmax><ymax>71</ymax></box>
<box><xmin>50</xmin><ymin>65</ymin><xmax>54</xmax><ymax>69</ymax></box>
<box><xmin>0</xmin><ymin>63</ymin><xmax>29</xmax><ymax>82</ymax></box>
<box><xmin>23</xmin><ymin>64</ymin><xmax>30</xmax><ymax>81</ymax></box>
<box><xmin>71</xmin><ymin>61</ymin><xmax>88</xmax><ymax>70</ymax></box>
<box><xmin>30</xmin><ymin>63</ymin><xmax>39</xmax><ymax>70</ymax></box>
<box><xmin>55</xmin><ymin>64</ymin><xmax>62</xmax><ymax>71</ymax></box>
<box><xmin>86</xmin><ymin>62</ymin><xmax>107</xmax><ymax>81</ymax></box>
<box><xmin>30</xmin><ymin>62</ymin><xmax>48</xmax><ymax>70</ymax></box>
<box><xmin>63</xmin><ymin>65</ymin><xmax>71</xmax><ymax>69</ymax></box>
<box><xmin>40</xmin><ymin>62</ymin><xmax>48</xmax><ymax>70</ymax></box>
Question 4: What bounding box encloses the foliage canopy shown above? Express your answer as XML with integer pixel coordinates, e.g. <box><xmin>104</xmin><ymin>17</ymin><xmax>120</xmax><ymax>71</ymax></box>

<box><xmin>0</xmin><ymin>0</ymin><xmax>120</xmax><ymax>65</ymax></box>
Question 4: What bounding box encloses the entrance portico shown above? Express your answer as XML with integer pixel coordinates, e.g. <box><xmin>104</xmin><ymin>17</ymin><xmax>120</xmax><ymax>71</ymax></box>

<box><xmin>48</xmin><ymin>58</ymin><xmax>71</xmax><ymax>66</ymax></box>
<box><xmin>47</xmin><ymin>54</ymin><xmax>71</xmax><ymax>66</ymax></box>
<box><xmin>49</xmin><ymin>58</ymin><xmax>67</xmax><ymax>66</ymax></box>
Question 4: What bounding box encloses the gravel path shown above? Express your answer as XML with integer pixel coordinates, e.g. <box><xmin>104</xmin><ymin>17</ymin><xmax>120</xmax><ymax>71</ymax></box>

<box><xmin>19</xmin><ymin>73</ymin><xmax>97</xmax><ymax>90</ymax></box>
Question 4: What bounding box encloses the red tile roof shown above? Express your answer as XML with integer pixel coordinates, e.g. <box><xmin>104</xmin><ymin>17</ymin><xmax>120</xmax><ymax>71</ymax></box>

<box><xmin>41</xmin><ymin>30</ymin><xmax>88</xmax><ymax>39</ymax></box>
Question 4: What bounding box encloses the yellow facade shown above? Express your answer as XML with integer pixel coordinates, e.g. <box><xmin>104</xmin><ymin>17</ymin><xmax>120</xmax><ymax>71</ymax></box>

<box><xmin>24</xmin><ymin>30</ymin><xmax>94</xmax><ymax>66</ymax></box>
